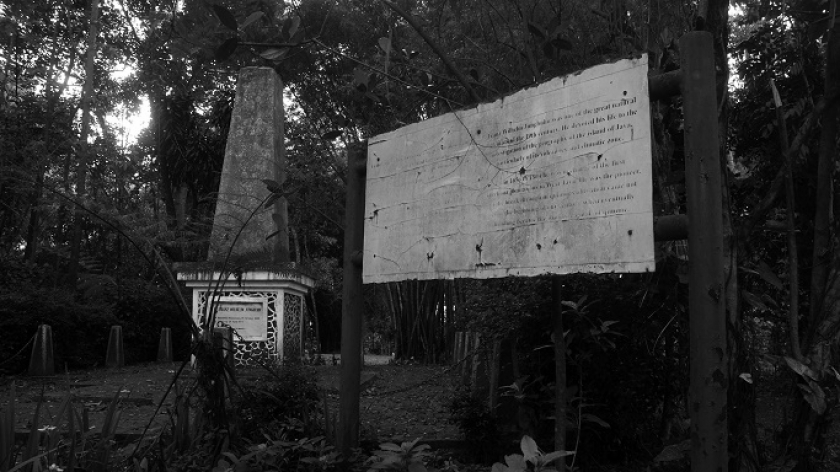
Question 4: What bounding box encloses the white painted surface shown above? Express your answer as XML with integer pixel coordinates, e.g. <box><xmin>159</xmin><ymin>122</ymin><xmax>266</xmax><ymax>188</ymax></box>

<box><xmin>213</xmin><ymin>296</ymin><xmax>268</xmax><ymax>341</ymax></box>
<box><xmin>364</xmin><ymin>56</ymin><xmax>654</xmax><ymax>282</ymax></box>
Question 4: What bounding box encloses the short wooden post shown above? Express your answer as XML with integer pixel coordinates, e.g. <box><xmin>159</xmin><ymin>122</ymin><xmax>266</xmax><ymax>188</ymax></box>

<box><xmin>489</xmin><ymin>340</ymin><xmax>501</xmax><ymax>410</ymax></box>
<box><xmin>471</xmin><ymin>335</ymin><xmax>490</xmax><ymax>399</ymax></box>
<box><xmin>681</xmin><ymin>31</ymin><xmax>727</xmax><ymax>472</ymax></box>
<box><xmin>105</xmin><ymin>325</ymin><xmax>125</xmax><ymax>368</ymax></box>
<box><xmin>158</xmin><ymin>327</ymin><xmax>173</xmax><ymax>363</ymax></box>
<box><xmin>28</xmin><ymin>324</ymin><xmax>55</xmax><ymax>376</ymax></box>
<box><xmin>461</xmin><ymin>332</ymin><xmax>474</xmax><ymax>384</ymax></box>
<box><xmin>495</xmin><ymin>338</ymin><xmax>517</xmax><ymax>420</ymax></box>
<box><xmin>452</xmin><ymin>331</ymin><xmax>464</xmax><ymax>364</ymax></box>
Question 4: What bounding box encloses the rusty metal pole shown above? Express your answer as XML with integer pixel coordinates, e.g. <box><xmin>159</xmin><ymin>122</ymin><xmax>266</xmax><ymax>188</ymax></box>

<box><xmin>680</xmin><ymin>32</ymin><xmax>728</xmax><ymax>472</ymax></box>
<box><xmin>338</xmin><ymin>143</ymin><xmax>367</xmax><ymax>456</ymax></box>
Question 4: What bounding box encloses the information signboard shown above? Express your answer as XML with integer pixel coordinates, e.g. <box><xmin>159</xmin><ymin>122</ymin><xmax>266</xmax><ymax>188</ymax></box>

<box><xmin>363</xmin><ymin>55</ymin><xmax>654</xmax><ymax>283</ymax></box>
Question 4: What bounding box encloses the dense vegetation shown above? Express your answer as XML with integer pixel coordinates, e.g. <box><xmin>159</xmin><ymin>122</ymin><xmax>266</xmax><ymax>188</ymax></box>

<box><xmin>1</xmin><ymin>0</ymin><xmax>839</xmax><ymax>471</ymax></box>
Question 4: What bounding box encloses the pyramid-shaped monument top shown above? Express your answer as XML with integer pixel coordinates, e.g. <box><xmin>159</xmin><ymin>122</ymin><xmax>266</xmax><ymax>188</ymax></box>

<box><xmin>208</xmin><ymin>67</ymin><xmax>289</xmax><ymax>263</ymax></box>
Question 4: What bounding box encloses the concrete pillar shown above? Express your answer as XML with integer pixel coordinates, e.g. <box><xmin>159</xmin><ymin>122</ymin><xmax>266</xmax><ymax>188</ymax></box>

<box><xmin>105</xmin><ymin>325</ymin><xmax>124</xmax><ymax>368</ymax></box>
<box><xmin>157</xmin><ymin>327</ymin><xmax>173</xmax><ymax>363</ymax></box>
<box><xmin>28</xmin><ymin>324</ymin><xmax>55</xmax><ymax>376</ymax></box>
<box><xmin>207</xmin><ymin>67</ymin><xmax>289</xmax><ymax>263</ymax></box>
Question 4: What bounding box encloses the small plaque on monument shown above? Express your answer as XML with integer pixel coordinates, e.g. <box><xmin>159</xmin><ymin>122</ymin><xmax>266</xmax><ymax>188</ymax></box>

<box><xmin>213</xmin><ymin>297</ymin><xmax>268</xmax><ymax>341</ymax></box>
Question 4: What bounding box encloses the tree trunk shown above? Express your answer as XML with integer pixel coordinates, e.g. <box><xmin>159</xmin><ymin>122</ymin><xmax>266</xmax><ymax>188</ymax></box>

<box><xmin>790</xmin><ymin>19</ymin><xmax>840</xmax><ymax>471</ymax></box>
<box><xmin>806</xmin><ymin>21</ymin><xmax>840</xmax><ymax>346</ymax></box>
<box><xmin>68</xmin><ymin>0</ymin><xmax>100</xmax><ymax>286</ymax></box>
<box><xmin>150</xmin><ymin>93</ymin><xmax>178</xmax><ymax>228</ymax></box>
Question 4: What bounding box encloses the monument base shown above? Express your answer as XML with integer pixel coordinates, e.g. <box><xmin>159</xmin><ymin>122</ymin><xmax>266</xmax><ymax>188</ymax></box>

<box><xmin>176</xmin><ymin>263</ymin><xmax>315</xmax><ymax>366</ymax></box>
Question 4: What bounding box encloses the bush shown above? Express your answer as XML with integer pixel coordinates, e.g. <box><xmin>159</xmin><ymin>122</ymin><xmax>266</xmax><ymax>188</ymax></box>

<box><xmin>0</xmin><ymin>256</ymin><xmax>192</xmax><ymax>372</ymax></box>
<box><xmin>449</xmin><ymin>386</ymin><xmax>501</xmax><ymax>463</ymax></box>
<box><xmin>235</xmin><ymin>364</ymin><xmax>324</xmax><ymax>441</ymax></box>
<box><xmin>0</xmin><ymin>285</ymin><xmax>117</xmax><ymax>372</ymax></box>
<box><xmin>115</xmin><ymin>279</ymin><xmax>192</xmax><ymax>363</ymax></box>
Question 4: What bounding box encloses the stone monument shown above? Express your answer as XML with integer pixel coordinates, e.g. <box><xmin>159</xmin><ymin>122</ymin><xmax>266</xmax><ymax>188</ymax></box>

<box><xmin>177</xmin><ymin>67</ymin><xmax>314</xmax><ymax>366</ymax></box>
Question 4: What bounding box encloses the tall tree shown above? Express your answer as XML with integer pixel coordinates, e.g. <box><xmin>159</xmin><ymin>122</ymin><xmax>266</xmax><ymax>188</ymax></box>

<box><xmin>68</xmin><ymin>0</ymin><xmax>100</xmax><ymax>284</ymax></box>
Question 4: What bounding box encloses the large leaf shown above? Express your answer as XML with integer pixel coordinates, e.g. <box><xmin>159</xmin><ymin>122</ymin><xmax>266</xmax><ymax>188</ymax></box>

<box><xmin>282</xmin><ymin>15</ymin><xmax>301</xmax><ymax>40</ymax></box>
<box><xmin>799</xmin><ymin>381</ymin><xmax>826</xmax><ymax>414</ymax></box>
<box><xmin>263</xmin><ymin>193</ymin><xmax>280</xmax><ymax>209</ymax></box>
<box><xmin>378</xmin><ymin>442</ymin><xmax>402</xmax><ymax>452</ymax></box>
<box><xmin>263</xmin><ymin>179</ymin><xmax>283</xmax><ymax>193</ymax></box>
<box><xmin>756</xmin><ymin>260</ymin><xmax>784</xmax><ymax>290</ymax></box>
<box><xmin>581</xmin><ymin>413</ymin><xmax>610</xmax><ymax>428</ymax></box>
<box><xmin>378</xmin><ymin>37</ymin><xmax>392</xmax><ymax>54</ymax></box>
<box><xmin>742</xmin><ymin>290</ymin><xmax>770</xmax><ymax>311</ymax></box>
<box><xmin>491</xmin><ymin>463</ymin><xmax>510</xmax><ymax>472</ymax></box>
<box><xmin>527</xmin><ymin>22</ymin><xmax>547</xmax><ymax>40</ymax></box>
<box><xmin>289</xmin><ymin>28</ymin><xmax>306</xmax><ymax>45</ymax></box>
<box><xmin>504</xmin><ymin>453</ymin><xmax>527</xmax><ymax>470</ymax></box>
<box><xmin>321</xmin><ymin>130</ymin><xmax>342</xmax><ymax>140</ymax></box>
<box><xmin>260</xmin><ymin>48</ymin><xmax>288</xmax><ymax>61</ymax></box>
<box><xmin>215</xmin><ymin>37</ymin><xmax>239</xmax><ymax>61</ymax></box>
<box><xmin>543</xmin><ymin>450</ymin><xmax>575</xmax><ymax>463</ymax></box>
<box><xmin>784</xmin><ymin>356</ymin><xmax>819</xmax><ymax>381</ymax></box>
<box><xmin>213</xmin><ymin>5</ymin><xmax>238</xmax><ymax>31</ymax></box>
<box><xmin>520</xmin><ymin>435</ymin><xmax>539</xmax><ymax>461</ymax></box>
<box><xmin>653</xmin><ymin>439</ymin><xmax>691</xmax><ymax>462</ymax></box>
<box><xmin>240</xmin><ymin>11</ymin><xmax>264</xmax><ymax>30</ymax></box>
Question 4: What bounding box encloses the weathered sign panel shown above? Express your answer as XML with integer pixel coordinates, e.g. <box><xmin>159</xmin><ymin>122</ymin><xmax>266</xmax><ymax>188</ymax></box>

<box><xmin>363</xmin><ymin>56</ymin><xmax>654</xmax><ymax>283</ymax></box>
<box><xmin>214</xmin><ymin>297</ymin><xmax>268</xmax><ymax>341</ymax></box>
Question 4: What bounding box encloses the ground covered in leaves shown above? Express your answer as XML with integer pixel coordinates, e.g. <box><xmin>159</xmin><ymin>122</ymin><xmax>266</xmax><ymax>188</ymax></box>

<box><xmin>1</xmin><ymin>361</ymin><xmax>462</xmax><ymax>442</ymax></box>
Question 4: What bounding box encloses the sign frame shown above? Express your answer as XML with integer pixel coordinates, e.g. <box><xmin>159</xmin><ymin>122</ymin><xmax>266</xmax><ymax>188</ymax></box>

<box><xmin>212</xmin><ymin>296</ymin><xmax>269</xmax><ymax>342</ymax></box>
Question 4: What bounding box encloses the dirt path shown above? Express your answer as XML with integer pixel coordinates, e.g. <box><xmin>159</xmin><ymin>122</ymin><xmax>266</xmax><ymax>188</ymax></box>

<box><xmin>341</xmin><ymin>364</ymin><xmax>461</xmax><ymax>441</ymax></box>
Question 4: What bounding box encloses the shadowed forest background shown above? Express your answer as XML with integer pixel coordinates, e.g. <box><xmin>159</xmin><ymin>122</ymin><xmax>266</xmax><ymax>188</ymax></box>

<box><xmin>1</xmin><ymin>0</ymin><xmax>839</xmax><ymax>471</ymax></box>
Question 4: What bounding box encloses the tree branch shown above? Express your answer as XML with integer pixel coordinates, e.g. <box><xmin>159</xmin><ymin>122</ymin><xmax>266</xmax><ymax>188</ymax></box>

<box><xmin>770</xmin><ymin>78</ymin><xmax>803</xmax><ymax>361</ymax></box>
<box><xmin>745</xmin><ymin>93</ymin><xmax>835</xmax><ymax>233</ymax></box>
<box><xmin>311</xmin><ymin>38</ymin><xmax>465</xmax><ymax>107</ymax></box>
<box><xmin>380</xmin><ymin>0</ymin><xmax>482</xmax><ymax>104</ymax></box>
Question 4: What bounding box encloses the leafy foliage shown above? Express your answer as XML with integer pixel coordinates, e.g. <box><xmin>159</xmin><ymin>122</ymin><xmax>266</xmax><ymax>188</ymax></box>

<box><xmin>491</xmin><ymin>435</ymin><xmax>573</xmax><ymax>472</ymax></box>
<box><xmin>234</xmin><ymin>365</ymin><xmax>324</xmax><ymax>441</ymax></box>
<box><xmin>448</xmin><ymin>387</ymin><xmax>501</xmax><ymax>463</ymax></box>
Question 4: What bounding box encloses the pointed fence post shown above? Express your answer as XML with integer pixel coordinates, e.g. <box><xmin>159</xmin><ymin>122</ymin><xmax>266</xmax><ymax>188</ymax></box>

<box><xmin>28</xmin><ymin>324</ymin><xmax>55</xmax><ymax>376</ymax></box>
<box><xmin>471</xmin><ymin>335</ymin><xmax>490</xmax><ymax>399</ymax></box>
<box><xmin>106</xmin><ymin>325</ymin><xmax>125</xmax><ymax>368</ymax></box>
<box><xmin>158</xmin><ymin>327</ymin><xmax>173</xmax><ymax>363</ymax></box>
<box><xmin>461</xmin><ymin>332</ymin><xmax>474</xmax><ymax>384</ymax></box>
<box><xmin>454</xmin><ymin>331</ymin><xmax>464</xmax><ymax>366</ymax></box>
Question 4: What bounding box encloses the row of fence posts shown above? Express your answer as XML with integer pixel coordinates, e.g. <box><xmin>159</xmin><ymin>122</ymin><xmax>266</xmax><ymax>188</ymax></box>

<box><xmin>26</xmin><ymin>324</ymin><xmax>176</xmax><ymax>376</ymax></box>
